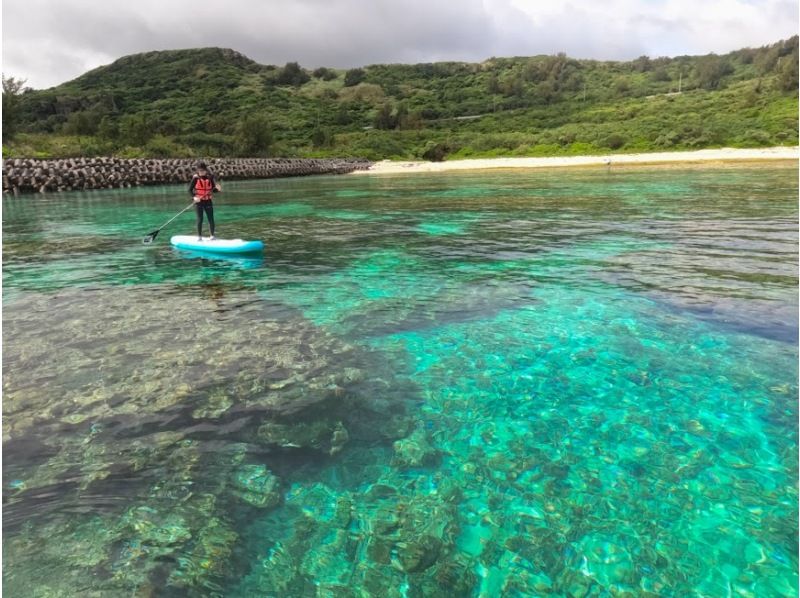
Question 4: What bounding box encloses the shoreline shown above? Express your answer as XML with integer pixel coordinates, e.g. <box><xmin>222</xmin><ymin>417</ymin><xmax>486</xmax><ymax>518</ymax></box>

<box><xmin>352</xmin><ymin>147</ymin><xmax>799</xmax><ymax>175</ymax></box>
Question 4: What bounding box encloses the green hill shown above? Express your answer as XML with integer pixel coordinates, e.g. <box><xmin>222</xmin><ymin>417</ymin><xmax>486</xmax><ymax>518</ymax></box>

<box><xmin>3</xmin><ymin>39</ymin><xmax>798</xmax><ymax>160</ymax></box>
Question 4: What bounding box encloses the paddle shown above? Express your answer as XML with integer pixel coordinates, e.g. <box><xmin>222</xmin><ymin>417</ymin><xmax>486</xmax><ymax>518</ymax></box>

<box><xmin>142</xmin><ymin>203</ymin><xmax>195</xmax><ymax>244</ymax></box>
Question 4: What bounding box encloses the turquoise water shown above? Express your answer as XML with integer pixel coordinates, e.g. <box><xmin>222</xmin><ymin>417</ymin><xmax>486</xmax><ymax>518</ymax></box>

<box><xmin>3</xmin><ymin>166</ymin><xmax>798</xmax><ymax>596</ymax></box>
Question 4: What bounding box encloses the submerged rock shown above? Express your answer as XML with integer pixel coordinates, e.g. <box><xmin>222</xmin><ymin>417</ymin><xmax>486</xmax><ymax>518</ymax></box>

<box><xmin>685</xmin><ymin>419</ymin><xmax>711</xmax><ymax>437</ymax></box>
<box><xmin>392</xmin><ymin>427</ymin><xmax>439</xmax><ymax>468</ymax></box>
<box><xmin>2</xmin><ymin>514</ymin><xmax>125</xmax><ymax>596</ymax></box>
<box><xmin>230</xmin><ymin>464</ymin><xmax>282</xmax><ymax>508</ymax></box>
<box><xmin>256</xmin><ymin>419</ymin><xmax>349</xmax><ymax>455</ymax></box>
<box><xmin>168</xmin><ymin>516</ymin><xmax>239</xmax><ymax>589</ymax></box>
<box><xmin>572</xmin><ymin>533</ymin><xmax>636</xmax><ymax>590</ymax></box>
<box><xmin>244</xmin><ymin>473</ymin><xmax>466</xmax><ymax>596</ymax></box>
<box><xmin>123</xmin><ymin>506</ymin><xmax>192</xmax><ymax>546</ymax></box>
<box><xmin>2</xmin><ymin>287</ymin><xmax>375</xmax><ymax>441</ymax></box>
<box><xmin>396</xmin><ymin>534</ymin><xmax>443</xmax><ymax>572</ymax></box>
<box><xmin>430</xmin><ymin>555</ymin><xmax>479</xmax><ymax>595</ymax></box>
<box><xmin>191</xmin><ymin>388</ymin><xmax>234</xmax><ymax>419</ymax></box>
<box><xmin>3</xmin><ymin>286</ymin><xmax>422</xmax><ymax>596</ymax></box>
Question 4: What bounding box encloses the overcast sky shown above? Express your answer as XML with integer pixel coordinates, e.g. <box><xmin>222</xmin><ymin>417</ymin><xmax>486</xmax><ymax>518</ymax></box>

<box><xmin>3</xmin><ymin>0</ymin><xmax>798</xmax><ymax>89</ymax></box>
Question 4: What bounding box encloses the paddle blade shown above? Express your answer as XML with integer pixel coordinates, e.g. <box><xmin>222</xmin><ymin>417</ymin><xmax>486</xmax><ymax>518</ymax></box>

<box><xmin>142</xmin><ymin>229</ymin><xmax>160</xmax><ymax>244</ymax></box>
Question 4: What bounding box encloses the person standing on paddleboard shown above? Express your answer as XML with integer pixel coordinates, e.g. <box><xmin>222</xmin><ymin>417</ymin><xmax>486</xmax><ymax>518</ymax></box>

<box><xmin>189</xmin><ymin>162</ymin><xmax>221</xmax><ymax>240</ymax></box>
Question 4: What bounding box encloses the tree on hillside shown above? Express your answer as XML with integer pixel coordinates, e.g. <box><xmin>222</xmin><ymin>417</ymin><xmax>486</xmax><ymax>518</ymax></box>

<box><xmin>235</xmin><ymin>114</ymin><xmax>272</xmax><ymax>156</ymax></box>
<box><xmin>421</xmin><ymin>141</ymin><xmax>450</xmax><ymax>161</ymax></box>
<box><xmin>604</xmin><ymin>133</ymin><xmax>626</xmax><ymax>149</ymax></box>
<box><xmin>63</xmin><ymin>110</ymin><xmax>101</xmax><ymax>136</ymax></box>
<box><xmin>374</xmin><ymin>103</ymin><xmax>396</xmax><ymax>130</ymax></box>
<box><xmin>402</xmin><ymin>110</ymin><xmax>424</xmax><ymax>130</ymax></box>
<box><xmin>312</xmin><ymin>67</ymin><xmax>337</xmax><ymax>81</ymax></box>
<box><xmin>696</xmin><ymin>55</ymin><xmax>733</xmax><ymax>89</ymax></box>
<box><xmin>395</xmin><ymin>104</ymin><xmax>408</xmax><ymax>129</ymax></box>
<box><xmin>311</xmin><ymin>127</ymin><xmax>334</xmax><ymax>147</ymax></box>
<box><xmin>2</xmin><ymin>75</ymin><xmax>28</xmax><ymax>140</ymax></box>
<box><xmin>119</xmin><ymin>114</ymin><xmax>153</xmax><ymax>146</ymax></box>
<box><xmin>203</xmin><ymin>114</ymin><xmax>233</xmax><ymax>135</ymax></box>
<box><xmin>540</xmin><ymin>54</ymin><xmax>569</xmax><ymax>82</ymax></box>
<box><xmin>275</xmin><ymin>62</ymin><xmax>310</xmax><ymax>86</ymax></box>
<box><xmin>779</xmin><ymin>58</ymin><xmax>799</xmax><ymax>92</ymax></box>
<box><xmin>97</xmin><ymin>116</ymin><xmax>119</xmax><ymax>141</ymax></box>
<box><xmin>613</xmin><ymin>77</ymin><xmax>631</xmax><ymax>95</ymax></box>
<box><xmin>734</xmin><ymin>48</ymin><xmax>757</xmax><ymax>65</ymax></box>
<box><xmin>413</xmin><ymin>64</ymin><xmax>436</xmax><ymax>79</ymax></box>
<box><xmin>318</xmin><ymin>88</ymin><xmax>339</xmax><ymax>101</ymax></box>
<box><xmin>344</xmin><ymin>68</ymin><xmax>366</xmax><ymax>87</ymax></box>
<box><xmin>559</xmin><ymin>68</ymin><xmax>584</xmax><ymax>92</ymax></box>
<box><xmin>522</xmin><ymin>60</ymin><xmax>544</xmax><ymax>83</ymax></box>
<box><xmin>523</xmin><ymin>54</ymin><xmax>583</xmax><ymax>93</ymax></box>
<box><xmin>156</xmin><ymin>117</ymin><xmax>180</xmax><ymax>136</ymax></box>
<box><xmin>535</xmin><ymin>80</ymin><xmax>557</xmax><ymax>104</ymax></box>
<box><xmin>500</xmin><ymin>73</ymin><xmax>524</xmax><ymax>97</ymax></box>
<box><xmin>755</xmin><ymin>46</ymin><xmax>782</xmax><ymax>75</ymax></box>
<box><xmin>632</xmin><ymin>56</ymin><xmax>652</xmax><ymax>72</ymax></box>
<box><xmin>650</xmin><ymin>67</ymin><xmax>671</xmax><ymax>82</ymax></box>
<box><xmin>487</xmin><ymin>72</ymin><xmax>501</xmax><ymax>94</ymax></box>
<box><xmin>334</xmin><ymin>104</ymin><xmax>353</xmax><ymax>125</ymax></box>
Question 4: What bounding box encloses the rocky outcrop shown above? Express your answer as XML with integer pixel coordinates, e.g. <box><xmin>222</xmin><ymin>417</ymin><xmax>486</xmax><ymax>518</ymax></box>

<box><xmin>1</xmin><ymin>157</ymin><xmax>372</xmax><ymax>194</ymax></box>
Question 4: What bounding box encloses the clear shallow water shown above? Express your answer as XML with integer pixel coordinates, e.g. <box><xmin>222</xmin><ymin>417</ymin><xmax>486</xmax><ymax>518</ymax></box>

<box><xmin>3</xmin><ymin>166</ymin><xmax>798</xmax><ymax>596</ymax></box>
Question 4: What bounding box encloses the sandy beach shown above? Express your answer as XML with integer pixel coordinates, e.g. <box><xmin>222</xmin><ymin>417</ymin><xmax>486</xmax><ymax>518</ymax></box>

<box><xmin>353</xmin><ymin>147</ymin><xmax>799</xmax><ymax>175</ymax></box>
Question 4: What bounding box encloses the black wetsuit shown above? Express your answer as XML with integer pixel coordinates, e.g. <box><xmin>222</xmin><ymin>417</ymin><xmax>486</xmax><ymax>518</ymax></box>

<box><xmin>189</xmin><ymin>174</ymin><xmax>218</xmax><ymax>237</ymax></box>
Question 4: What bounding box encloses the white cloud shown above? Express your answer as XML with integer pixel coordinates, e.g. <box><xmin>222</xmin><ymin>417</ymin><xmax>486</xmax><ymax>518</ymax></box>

<box><xmin>503</xmin><ymin>0</ymin><xmax>797</xmax><ymax>57</ymax></box>
<box><xmin>1</xmin><ymin>0</ymin><xmax>797</xmax><ymax>89</ymax></box>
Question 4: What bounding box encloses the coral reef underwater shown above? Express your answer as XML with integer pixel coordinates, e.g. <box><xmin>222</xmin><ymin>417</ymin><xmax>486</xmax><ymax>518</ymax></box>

<box><xmin>3</xmin><ymin>167</ymin><xmax>798</xmax><ymax>596</ymax></box>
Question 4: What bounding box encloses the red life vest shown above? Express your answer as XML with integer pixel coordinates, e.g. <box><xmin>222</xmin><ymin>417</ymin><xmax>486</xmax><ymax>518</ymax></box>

<box><xmin>194</xmin><ymin>176</ymin><xmax>213</xmax><ymax>201</ymax></box>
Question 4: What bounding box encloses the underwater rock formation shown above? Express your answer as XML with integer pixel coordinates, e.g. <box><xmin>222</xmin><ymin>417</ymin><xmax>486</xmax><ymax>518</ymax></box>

<box><xmin>230</xmin><ymin>464</ymin><xmax>282</xmax><ymax>509</ymax></box>
<box><xmin>3</xmin><ymin>287</ymin><xmax>372</xmax><ymax>445</ymax></box>
<box><xmin>236</xmin><ymin>475</ymin><xmax>466</xmax><ymax>596</ymax></box>
<box><xmin>256</xmin><ymin>419</ymin><xmax>350</xmax><ymax>455</ymax></box>
<box><xmin>2</xmin><ymin>285</ymin><xmax>419</xmax><ymax>595</ymax></box>
<box><xmin>392</xmin><ymin>426</ymin><xmax>439</xmax><ymax>468</ymax></box>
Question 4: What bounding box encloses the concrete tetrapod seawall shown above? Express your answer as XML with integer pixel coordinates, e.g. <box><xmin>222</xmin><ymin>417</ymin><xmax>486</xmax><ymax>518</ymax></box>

<box><xmin>1</xmin><ymin>157</ymin><xmax>373</xmax><ymax>194</ymax></box>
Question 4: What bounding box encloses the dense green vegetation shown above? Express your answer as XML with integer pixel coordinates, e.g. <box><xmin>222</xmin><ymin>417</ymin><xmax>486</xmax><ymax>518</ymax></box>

<box><xmin>3</xmin><ymin>39</ymin><xmax>798</xmax><ymax>160</ymax></box>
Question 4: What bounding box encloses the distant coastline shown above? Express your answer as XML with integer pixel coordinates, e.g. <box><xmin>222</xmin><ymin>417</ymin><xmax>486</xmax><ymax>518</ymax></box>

<box><xmin>353</xmin><ymin>147</ymin><xmax>799</xmax><ymax>175</ymax></box>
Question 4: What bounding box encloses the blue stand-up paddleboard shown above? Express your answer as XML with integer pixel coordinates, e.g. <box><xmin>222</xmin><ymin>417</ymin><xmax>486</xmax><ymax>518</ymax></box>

<box><xmin>170</xmin><ymin>235</ymin><xmax>264</xmax><ymax>254</ymax></box>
